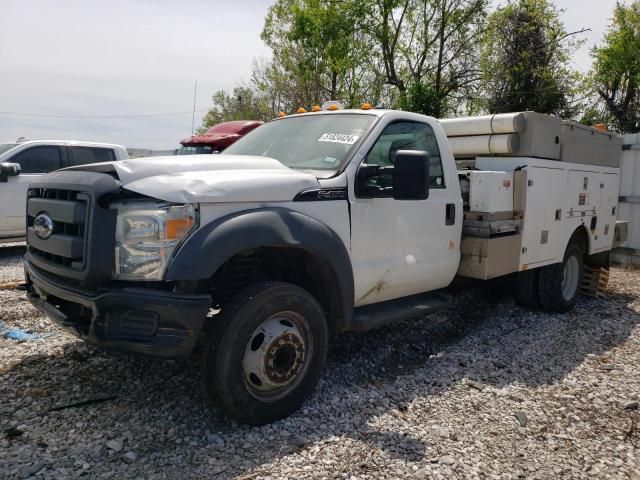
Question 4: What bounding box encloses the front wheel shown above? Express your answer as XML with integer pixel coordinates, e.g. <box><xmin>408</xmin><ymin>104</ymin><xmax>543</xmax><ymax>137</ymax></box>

<box><xmin>202</xmin><ymin>282</ymin><xmax>328</xmax><ymax>425</ymax></box>
<box><xmin>538</xmin><ymin>243</ymin><xmax>584</xmax><ymax>313</ymax></box>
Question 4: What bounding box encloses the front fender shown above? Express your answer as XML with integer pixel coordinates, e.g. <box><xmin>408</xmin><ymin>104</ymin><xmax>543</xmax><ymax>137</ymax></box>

<box><xmin>165</xmin><ymin>207</ymin><xmax>354</xmax><ymax>327</ymax></box>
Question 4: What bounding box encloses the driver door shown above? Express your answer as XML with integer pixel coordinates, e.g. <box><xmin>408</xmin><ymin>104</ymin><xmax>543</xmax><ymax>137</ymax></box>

<box><xmin>349</xmin><ymin>120</ymin><xmax>461</xmax><ymax>306</ymax></box>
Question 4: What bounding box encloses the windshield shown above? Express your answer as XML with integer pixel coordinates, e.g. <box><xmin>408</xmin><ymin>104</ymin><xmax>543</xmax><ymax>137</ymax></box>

<box><xmin>177</xmin><ymin>145</ymin><xmax>215</xmax><ymax>155</ymax></box>
<box><xmin>0</xmin><ymin>143</ymin><xmax>18</xmax><ymax>156</ymax></box>
<box><xmin>222</xmin><ymin>113</ymin><xmax>376</xmax><ymax>171</ymax></box>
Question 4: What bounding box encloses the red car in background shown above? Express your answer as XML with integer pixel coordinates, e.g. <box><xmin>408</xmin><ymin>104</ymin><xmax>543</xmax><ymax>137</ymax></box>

<box><xmin>178</xmin><ymin>120</ymin><xmax>263</xmax><ymax>155</ymax></box>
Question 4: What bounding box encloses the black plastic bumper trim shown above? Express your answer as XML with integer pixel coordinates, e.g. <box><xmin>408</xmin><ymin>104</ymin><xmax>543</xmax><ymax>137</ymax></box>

<box><xmin>25</xmin><ymin>260</ymin><xmax>212</xmax><ymax>358</ymax></box>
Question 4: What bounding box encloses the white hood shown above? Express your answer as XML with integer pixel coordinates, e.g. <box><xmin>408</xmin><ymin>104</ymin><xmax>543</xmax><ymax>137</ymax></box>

<box><xmin>107</xmin><ymin>155</ymin><xmax>320</xmax><ymax>203</ymax></box>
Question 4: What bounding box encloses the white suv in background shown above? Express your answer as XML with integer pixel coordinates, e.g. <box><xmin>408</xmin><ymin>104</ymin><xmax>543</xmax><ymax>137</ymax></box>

<box><xmin>0</xmin><ymin>140</ymin><xmax>128</xmax><ymax>243</ymax></box>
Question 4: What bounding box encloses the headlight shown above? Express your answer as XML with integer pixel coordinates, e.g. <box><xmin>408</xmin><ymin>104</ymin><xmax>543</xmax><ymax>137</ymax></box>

<box><xmin>111</xmin><ymin>200</ymin><xmax>196</xmax><ymax>280</ymax></box>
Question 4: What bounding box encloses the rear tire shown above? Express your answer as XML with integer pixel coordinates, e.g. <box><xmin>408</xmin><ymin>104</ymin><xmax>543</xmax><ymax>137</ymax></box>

<box><xmin>202</xmin><ymin>282</ymin><xmax>328</xmax><ymax>426</ymax></box>
<box><xmin>515</xmin><ymin>269</ymin><xmax>540</xmax><ymax>308</ymax></box>
<box><xmin>538</xmin><ymin>243</ymin><xmax>584</xmax><ymax>313</ymax></box>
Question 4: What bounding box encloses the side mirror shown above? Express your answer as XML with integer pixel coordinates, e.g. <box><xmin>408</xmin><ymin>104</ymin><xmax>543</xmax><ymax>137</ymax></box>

<box><xmin>392</xmin><ymin>150</ymin><xmax>429</xmax><ymax>200</ymax></box>
<box><xmin>0</xmin><ymin>162</ymin><xmax>21</xmax><ymax>183</ymax></box>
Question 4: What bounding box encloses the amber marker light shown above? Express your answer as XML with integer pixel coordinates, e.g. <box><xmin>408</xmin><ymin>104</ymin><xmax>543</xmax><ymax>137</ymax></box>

<box><xmin>165</xmin><ymin>217</ymin><xmax>195</xmax><ymax>240</ymax></box>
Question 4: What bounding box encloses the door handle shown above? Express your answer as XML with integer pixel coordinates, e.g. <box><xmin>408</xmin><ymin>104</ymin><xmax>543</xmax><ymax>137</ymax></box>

<box><xmin>445</xmin><ymin>203</ymin><xmax>455</xmax><ymax>225</ymax></box>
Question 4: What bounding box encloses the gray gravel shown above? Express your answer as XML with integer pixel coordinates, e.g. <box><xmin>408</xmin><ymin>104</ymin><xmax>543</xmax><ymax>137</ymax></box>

<box><xmin>1</xmin><ymin>245</ymin><xmax>640</xmax><ymax>479</ymax></box>
<box><xmin>0</xmin><ymin>244</ymin><xmax>25</xmax><ymax>283</ymax></box>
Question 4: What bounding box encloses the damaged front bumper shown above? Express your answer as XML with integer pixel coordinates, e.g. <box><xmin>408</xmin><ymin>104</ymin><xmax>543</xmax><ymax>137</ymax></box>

<box><xmin>24</xmin><ymin>260</ymin><xmax>212</xmax><ymax>358</ymax></box>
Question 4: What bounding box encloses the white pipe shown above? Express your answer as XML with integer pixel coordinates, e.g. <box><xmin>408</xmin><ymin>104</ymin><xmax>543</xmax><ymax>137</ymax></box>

<box><xmin>440</xmin><ymin>112</ymin><xmax>526</xmax><ymax>137</ymax></box>
<box><xmin>448</xmin><ymin>134</ymin><xmax>520</xmax><ymax>157</ymax></box>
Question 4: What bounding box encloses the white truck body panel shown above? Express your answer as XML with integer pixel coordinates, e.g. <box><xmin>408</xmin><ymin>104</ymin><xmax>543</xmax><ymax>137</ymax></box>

<box><xmin>194</xmin><ymin>199</ymin><xmax>352</xmax><ymax>266</ymax></box>
<box><xmin>468</xmin><ymin>171</ymin><xmax>515</xmax><ymax>213</ymax></box>
<box><xmin>349</xmin><ymin>187</ymin><xmax>461</xmax><ymax>306</ymax></box>
<box><xmin>473</xmin><ymin>157</ymin><xmax>620</xmax><ymax>270</ymax></box>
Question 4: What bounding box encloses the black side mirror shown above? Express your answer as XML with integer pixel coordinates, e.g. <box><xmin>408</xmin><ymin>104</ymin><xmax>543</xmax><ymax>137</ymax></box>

<box><xmin>0</xmin><ymin>162</ymin><xmax>21</xmax><ymax>183</ymax></box>
<box><xmin>355</xmin><ymin>163</ymin><xmax>393</xmax><ymax>197</ymax></box>
<box><xmin>392</xmin><ymin>150</ymin><xmax>429</xmax><ymax>200</ymax></box>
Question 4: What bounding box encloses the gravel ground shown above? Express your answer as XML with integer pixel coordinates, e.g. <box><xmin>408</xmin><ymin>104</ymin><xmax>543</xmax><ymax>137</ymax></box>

<box><xmin>0</xmin><ymin>244</ymin><xmax>25</xmax><ymax>283</ymax></box>
<box><xmin>1</xmin><ymin>245</ymin><xmax>640</xmax><ymax>479</ymax></box>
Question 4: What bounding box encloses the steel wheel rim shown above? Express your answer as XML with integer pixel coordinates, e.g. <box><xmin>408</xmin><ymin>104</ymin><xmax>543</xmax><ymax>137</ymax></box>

<box><xmin>562</xmin><ymin>255</ymin><xmax>580</xmax><ymax>301</ymax></box>
<box><xmin>242</xmin><ymin>311</ymin><xmax>312</xmax><ymax>401</ymax></box>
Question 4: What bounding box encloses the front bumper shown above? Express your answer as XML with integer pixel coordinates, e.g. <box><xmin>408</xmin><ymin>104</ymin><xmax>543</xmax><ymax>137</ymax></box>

<box><xmin>24</xmin><ymin>260</ymin><xmax>212</xmax><ymax>358</ymax></box>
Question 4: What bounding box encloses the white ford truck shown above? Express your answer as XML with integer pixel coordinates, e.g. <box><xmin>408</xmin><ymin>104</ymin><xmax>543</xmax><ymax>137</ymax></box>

<box><xmin>23</xmin><ymin>109</ymin><xmax>626</xmax><ymax>425</ymax></box>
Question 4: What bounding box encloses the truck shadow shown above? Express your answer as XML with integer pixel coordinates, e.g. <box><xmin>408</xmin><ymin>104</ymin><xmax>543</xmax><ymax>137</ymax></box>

<box><xmin>3</xmin><ymin>271</ymin><xmax>640</xmax><ymax>478</ymax></box>
<box><xmin>329</xmin><ymin>277</ymin><xmax>640</xmax><ymax>392</ymax></box>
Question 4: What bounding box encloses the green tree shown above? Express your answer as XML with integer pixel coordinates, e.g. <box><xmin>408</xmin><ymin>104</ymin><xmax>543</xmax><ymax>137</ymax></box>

<box><xmin>258</xmin><ymin>0</ymin><xmax>487</xmax><ymax>115</ymax></box>
<box><xmin>250</xmin><ymin>58</ymin><xmax>298</xmax><ymax>115</ymax></box>
<box><xmin>197</xmin><ymin>87</ymin><xmax>271</xmax><ymax>134</ymax></box>
<box><xmin>578</xmin><ymin>105</ymin><xmax>612</xmax><ymax>128</ymax></box>
<box><xmin>591</xmin><ymin>1</ymin><xmax>640</xmax><ymax>133</ymax></box>
<box><xmin>479</xmin><ymin>0</ymin><xmax>585</xmax><ymax>116</ymax></box>
<box><xmin>356</xmin><ymin>0</ymin><xmax>488</xmax><ymax>116</ymax></box>
<box><xmin>261</xmin><ymin>0</ymin><xmax>376</xmax><ymax>108</ymax></box>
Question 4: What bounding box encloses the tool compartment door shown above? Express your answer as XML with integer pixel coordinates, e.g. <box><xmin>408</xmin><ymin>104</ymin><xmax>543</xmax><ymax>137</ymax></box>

<box><xmin>519</xmin><ymin>166</ymin><xmax>566</xmax><ymax>269</ymax></box>
<box><xmin>567</xmin><ymin>169</ymin><xmax>600</xmax><ymax>217</ymax></box>
<box><xmin>593</xmin><ymin>172</ymin><xmax>620</xmax><ymax>252</ymax></box>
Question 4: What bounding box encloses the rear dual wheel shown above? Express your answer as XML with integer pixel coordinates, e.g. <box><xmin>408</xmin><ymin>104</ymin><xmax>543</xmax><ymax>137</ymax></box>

<box><xmin>538</xmin><ymin>244</ymin><xmax>583</xmax><ymax>313</ymax></box>
<box><xmin>202</xmin><ymin>282</ymin><xmax>328</xmax><ymax>426</ymax></box>
<box><xmin>515</xmin><ymin>241</ymin><xmax>584</xmax><ymax>313</ymax></box>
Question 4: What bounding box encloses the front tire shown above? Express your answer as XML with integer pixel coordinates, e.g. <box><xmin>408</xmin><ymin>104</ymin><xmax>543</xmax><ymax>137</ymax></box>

<box><xmin>203</xmin><ymin>282</ymin><xmax>328</xmax><ymax>425</ymax></box>
<box><xmin>538</xmin><ymin>243</ymin><xmax>584</xmax><ymax>313</ymax></box>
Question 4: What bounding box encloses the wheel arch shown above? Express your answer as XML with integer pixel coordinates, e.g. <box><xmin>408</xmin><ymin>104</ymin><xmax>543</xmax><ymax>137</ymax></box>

<box><xmin>565</xmin><ymin>224</ymin><xmax>590</xmax><ymax>255</ymax></box>
<box><xmin>165</xmin><ymin>207</ymin><xmax>354</xmax><ymax>331</ymax></box>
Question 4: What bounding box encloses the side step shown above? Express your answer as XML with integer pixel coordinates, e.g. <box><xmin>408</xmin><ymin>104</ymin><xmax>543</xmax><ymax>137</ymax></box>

<box><xmin>349</xmin><ymin>291</ymin><xmax>451</xmax><ymax>332</ymax></box>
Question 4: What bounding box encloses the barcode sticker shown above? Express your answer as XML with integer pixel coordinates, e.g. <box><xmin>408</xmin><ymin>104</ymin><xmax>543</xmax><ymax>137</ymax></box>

<box><xmin>318</xmin><ymin>133</ymin><xmax>359</xmax><ymax>144</ymax></box>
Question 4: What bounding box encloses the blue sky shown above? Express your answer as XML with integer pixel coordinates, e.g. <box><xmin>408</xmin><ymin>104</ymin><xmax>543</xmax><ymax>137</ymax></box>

<box><xmin>0</xmin><ymin>0</ymin><xmax>621</xmax><ymax>149</ymax></box>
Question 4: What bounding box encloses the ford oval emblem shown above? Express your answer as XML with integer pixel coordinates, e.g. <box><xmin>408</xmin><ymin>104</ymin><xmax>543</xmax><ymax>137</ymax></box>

<box><xmin>34</xmin><ymin>213</ymin><xmax>54</xmax><ymax>240</ymax></box>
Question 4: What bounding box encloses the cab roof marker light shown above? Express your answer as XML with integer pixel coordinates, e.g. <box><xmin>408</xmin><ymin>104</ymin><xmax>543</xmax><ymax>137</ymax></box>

<box><xmin>361</xmin><ymin>102</ymin><xmax>373</xmax><ymax>110</ymax></box>
<box><xmin>321</xmin><ymin>101</ymin><xmax>344</xmax><ymax>111</ymax></box>
<box><xmin>311</xmin><ymin>105</ymin><xmax>322</xmax><ymax>112</ymax></box>
<box><xmin>296</xmin><ymin>107</ymin><xmax>307</xmax><ymax>114</ymax></box>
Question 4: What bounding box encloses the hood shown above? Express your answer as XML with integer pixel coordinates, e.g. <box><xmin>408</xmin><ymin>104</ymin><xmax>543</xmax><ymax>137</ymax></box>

<box><xmin>73</xmin><ymin>155</ymin><xmax>320</xmax><ymax>204</ymax></box>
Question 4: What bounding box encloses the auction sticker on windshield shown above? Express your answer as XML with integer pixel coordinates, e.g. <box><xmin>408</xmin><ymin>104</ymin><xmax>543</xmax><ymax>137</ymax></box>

<box><xmin>318</xmin><ymin>133</ymin><xmax>359</xmax><ymax>144</ymax></box>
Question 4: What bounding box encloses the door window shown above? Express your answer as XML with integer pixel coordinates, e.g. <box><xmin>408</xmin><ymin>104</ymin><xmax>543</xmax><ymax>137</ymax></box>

<box><xmin>363</xmin><ymin>121</ymin><xmax>445</xmax><ymax>195</ymax></box>
<box><xmin>10</xmin><ymin>146</ymin><xmax>62</xmax><ymax>173</ymax></box>
<box><xmin>65</xmin><ymin>147</ymin><xmax>116</xmax><ymax>167</ymax></box>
